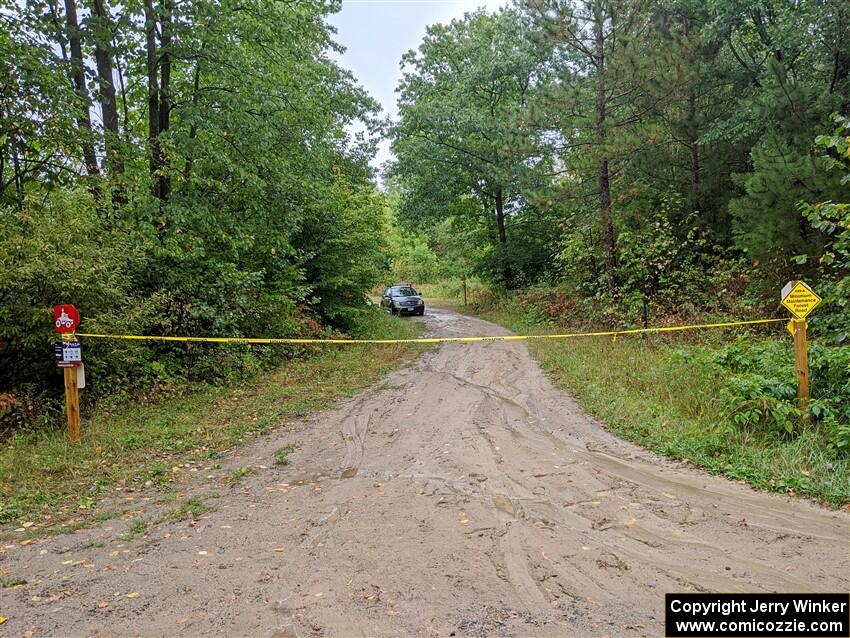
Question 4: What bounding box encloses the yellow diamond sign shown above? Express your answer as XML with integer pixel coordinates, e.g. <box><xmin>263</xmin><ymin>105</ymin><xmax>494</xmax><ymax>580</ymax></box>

<box><xmin>781</xmin><ymin>281</ymin><xmax>822</xmax><ymax>320</ymax></box>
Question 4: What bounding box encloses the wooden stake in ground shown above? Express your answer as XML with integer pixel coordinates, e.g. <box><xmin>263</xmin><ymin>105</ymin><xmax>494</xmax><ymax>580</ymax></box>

<box><xmin>780</xmin><ymin>281</ymin><xmax>821</xmax><ymax>409</ymax></box>
<box><xmin>54</xmin><ymin>304</ymin><xmax>83</xmax><ymax>442</ymax></box>
<box><xmin>462</xmin><ymin>276</ymin><xmax>468</xmax><ymax>307</ymax></box>
<box><xmin>791</xmin><ymin>320</ymin><xmax>810</xmax><ymax>407</ymax></box>
<box><xmin>64</xmin><ymin>366</ymin><xmax>81</xmax><ymax>443</ymax></box>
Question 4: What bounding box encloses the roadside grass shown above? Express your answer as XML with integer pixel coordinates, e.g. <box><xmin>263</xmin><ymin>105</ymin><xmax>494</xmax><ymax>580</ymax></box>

<box><xmin>228</xmin><ymin>466</ymin><xmax>255</xmax><ymax>486</ymax></box>
<box><xmin>273</xmin><ymin>444</ymin><xmax>296</xmax><ymax>466</ymax></box>
<box><xmin>416</xmin><ymin>277</ymin><xmax>486</xmax><ymax>303</ymax></box>
<box><xmin>474</xmin><ymin>305</ymin><xmax>850</xmax><ymax>508</ymax></box>
<box><xmin>0</xmin><ymin>310</ymin><xmax>426</xmax><ymax>529</ymax></box>
<box><xmin>79</xmin><ymin>538</ymin><xmax>104</xmax><ymax>549</ymax></box>
<box><xmin>123</xmin><ymin>517</ymin><xmax>149</xmax><ymax>540</ymax></box>
<box><xmin>157</xmin><ymin>497</ymin><xmax>210</xmax><ymax>523</ymax></box>
<box><xmin>1</xmin><ymin>576</ymin><xmax>27</xmax><ymax>587</ymax></box>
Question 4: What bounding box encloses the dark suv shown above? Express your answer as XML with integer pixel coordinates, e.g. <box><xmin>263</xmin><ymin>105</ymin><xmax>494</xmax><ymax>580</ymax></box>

<box><xmin>381</xmin><ymin>284</ymin><xmax>425</xmax><ymax>316</ymax></box>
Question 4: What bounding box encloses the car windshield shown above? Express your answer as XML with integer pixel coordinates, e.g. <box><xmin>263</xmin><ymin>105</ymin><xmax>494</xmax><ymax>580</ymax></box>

<box><xmin>391</xmin><ymin>287</ymin><xmax>417</xmax><ymax>296</ymax></box>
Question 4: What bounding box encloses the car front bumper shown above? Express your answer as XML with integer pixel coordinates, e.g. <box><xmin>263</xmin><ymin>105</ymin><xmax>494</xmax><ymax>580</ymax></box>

<box><xmin>397</xmin><ymin>305</ymin><xmax>424</xmax><ymax>314</ymax></box>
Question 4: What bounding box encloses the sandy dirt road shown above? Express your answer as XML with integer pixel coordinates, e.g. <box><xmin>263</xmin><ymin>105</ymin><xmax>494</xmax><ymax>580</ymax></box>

<box><xmin>3</xmin><ymin>307</ymin><xmax>848</xmax><ymax>637</ymax></box>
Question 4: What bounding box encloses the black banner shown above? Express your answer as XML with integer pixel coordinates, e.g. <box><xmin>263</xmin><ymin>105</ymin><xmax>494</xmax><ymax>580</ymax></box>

<box><xmin>666</xmin><ymin>593</ymin><xmax>849</xmax><ymax>637</ymax></box>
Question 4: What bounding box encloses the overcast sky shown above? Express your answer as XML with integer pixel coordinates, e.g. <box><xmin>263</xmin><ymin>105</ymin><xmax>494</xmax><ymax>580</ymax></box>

<box><xmin>328</xmin><ymin>0</ymin><xmax>505</xmax><ymax>170</ymax></box>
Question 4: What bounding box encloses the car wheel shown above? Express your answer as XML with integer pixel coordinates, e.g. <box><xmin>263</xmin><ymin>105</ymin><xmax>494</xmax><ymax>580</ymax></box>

<box><xmin>417</xmin><ymin>308</ymin><xmax>425</xmax><ymax>316</ymax></box>
<box><xmin>391</xmin><ymin>305</ymin><xmax>398</xmax><ymax>315</ymax></box>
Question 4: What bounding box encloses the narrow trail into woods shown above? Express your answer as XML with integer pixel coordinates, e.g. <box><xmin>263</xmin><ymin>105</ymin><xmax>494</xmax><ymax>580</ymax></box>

<box><xmin>4</xmin><ymin>308</ymin><xmax>848</xmax><ymax>637</ymax></box>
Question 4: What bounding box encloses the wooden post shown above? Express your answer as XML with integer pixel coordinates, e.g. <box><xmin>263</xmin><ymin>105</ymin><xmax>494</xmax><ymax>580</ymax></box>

<box><xmin>462</xmin><ymin>276</ymin><xmax>468</xmax><ymax>307</ymax></box>
<box><xmin>64</xmin><ymin>366</ymin><xmax>81</xmax><ymax>443</ymax></box>
<box><xmin>792</xmin><ymin>319</ymin><xmax>810</xmax><ymax>408</ymax></box>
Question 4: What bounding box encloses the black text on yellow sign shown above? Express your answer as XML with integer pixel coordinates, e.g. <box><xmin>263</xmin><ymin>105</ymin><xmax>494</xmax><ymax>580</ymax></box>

<box><xmin>781</xmin><ymin>280</ymin><xmax>822</xmax><ymax>320</ymax></box>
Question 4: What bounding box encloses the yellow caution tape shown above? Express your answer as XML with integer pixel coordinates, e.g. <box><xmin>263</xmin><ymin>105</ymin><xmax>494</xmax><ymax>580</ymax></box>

<box><xmin>76</xmin><ymin>318</ymin><xmax>785</xmax><ymax>345</ymax></box>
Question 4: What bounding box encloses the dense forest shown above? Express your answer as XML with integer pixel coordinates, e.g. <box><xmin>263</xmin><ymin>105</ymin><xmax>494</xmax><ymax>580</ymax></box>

<box><xmin>391</xmin><ymin>0</ymin><xmax>850</xmax><ymax>327</ymax></box>
<box><xmin>1</xmin><ymin>0</ymin><xmax>393</xmax><ymax>427</ymax></box>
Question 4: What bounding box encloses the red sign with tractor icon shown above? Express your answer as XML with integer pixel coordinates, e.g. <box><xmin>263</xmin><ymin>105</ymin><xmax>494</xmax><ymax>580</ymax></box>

<box><xmin>54</xmin><ymin>304</ymin><xmax>80</xmax><ymax>333</ymax></box>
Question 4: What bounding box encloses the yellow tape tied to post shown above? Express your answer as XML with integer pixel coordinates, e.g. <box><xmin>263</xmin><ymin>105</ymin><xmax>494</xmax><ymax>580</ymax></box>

<box><xmin>76</xmin><ymin>318</ymin><xmax>785</xmax><ymax>345</ymax></box>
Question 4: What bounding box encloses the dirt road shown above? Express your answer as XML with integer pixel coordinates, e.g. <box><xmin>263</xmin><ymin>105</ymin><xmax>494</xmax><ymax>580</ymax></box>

<box><xmin>3</xmin><ymin>308</ymin><xmax>848</xmax><ymax>637</ymax></box>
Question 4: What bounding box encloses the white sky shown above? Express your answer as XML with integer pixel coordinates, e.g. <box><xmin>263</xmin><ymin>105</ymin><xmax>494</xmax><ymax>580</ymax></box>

<box><xmin>328</xmin><ymin>0</ymin><xmax>505</xmax><ymax>170</ymax></box>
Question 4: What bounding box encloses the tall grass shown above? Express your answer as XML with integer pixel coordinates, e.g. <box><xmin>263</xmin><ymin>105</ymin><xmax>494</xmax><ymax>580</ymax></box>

<box><xmin>414</xmin><ymin>277</ymin><xmax>488</xmax><ymax>303</ymax></box>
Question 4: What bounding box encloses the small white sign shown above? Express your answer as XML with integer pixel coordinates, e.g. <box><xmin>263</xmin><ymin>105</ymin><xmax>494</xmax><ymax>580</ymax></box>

<box><xmin>63</xmin><ymin>342</ymin><xmax>82</xmax><ymax>362</ymax></box>
<box><xmin>77</xmin><ymin>363</ymin><xmax>86</xmax><ymax>389</ymax></box>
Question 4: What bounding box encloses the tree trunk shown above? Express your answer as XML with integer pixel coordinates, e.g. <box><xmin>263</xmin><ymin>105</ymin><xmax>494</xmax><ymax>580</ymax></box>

<box><xmin>183</xmin><ymin>59</ymin><xmax>202</xmax><ymax>182</ymax></box>
<box><xmin>157</xmin><ymin>0</ymin><xmax>173</xmax><ymax>202</ymax></box>
<box><xmin>144</xmin><ymin>0</ymin><xmax>161</xmax><ymax>199</ymax></box>
<box><xmin>47</xmin><ymin>0</ymin><xmax>69</xmax><ymax>61</ymax></box>
<box><xmin>682</xmin><ymin>15</ymin><xmax>702</xmax><ymax>218</ymax></box>
<box><xmin>752</xmin><ymin>10</ymin><xmax>783</xmax><ymax>66</ymax></box>
<box><xmin>598</xmin><ymin>159</ymin><xmax>617</xmax><ymax>291</ymax></box>
<box><xmin>90</xmin><ymin>0</ymin><xmax>123</xmax><ymax>174</ymax></box>
<box><xmin>11</xmin><ymin>141</ymin><xmax>24</xmax><ymax>209</ymax></box>
<box><xmin>831</xmin><ymin>51</ymin><xmax>850</xmax><ymax>115</ymax></box>
<box><xmin>594</xmin><ymin>5</ymin><xmax>617</xmax><ymax>295</ymax></box>
<box><xmin>0</xmin><ymin>100</ymin><xmax>7</xmax><ymax>202</ymax></box>
<box><xmin>494</xmin><ymin>188</ymin><xmax>513</xmax><ymax>287</ymax></box>
<box><xmin>63</xmin><ymin>0</ymin><xmax>100</xmax><ymax>176</ymax></box>
<box><xmin>687</xmin><ymin>91</ymin><xmax>701</xmax><ymax>215</ymax></box>
<box><xmin>495</xmin><ymin>188</ymin><xmax>507</xmax><ymax>246</ymax></box>
<box><xmin>115</xmin><ymin>43</ymin><xmax>130</xmax><ymax>131</ymax></box>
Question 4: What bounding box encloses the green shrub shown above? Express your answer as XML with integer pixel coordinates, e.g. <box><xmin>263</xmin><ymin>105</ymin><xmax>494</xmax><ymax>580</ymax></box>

<box><xmin>687</xmin><ymin>333</ymin><xmax>847</xmax><ymax>439</ymax></box>
<box><xmin>1</xmin><ymin>184</ymin><xmax>394</xmax><ymax>434</ymax></box>
<box><xmin>827</xmin><ymin>419</ymin><xmax>850</xmax><ymax>453</ymax></box>
<box><xmin>721</xmin><ymin>374</ymin><xmax>803</xmax><ymax>434</ymax></box>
